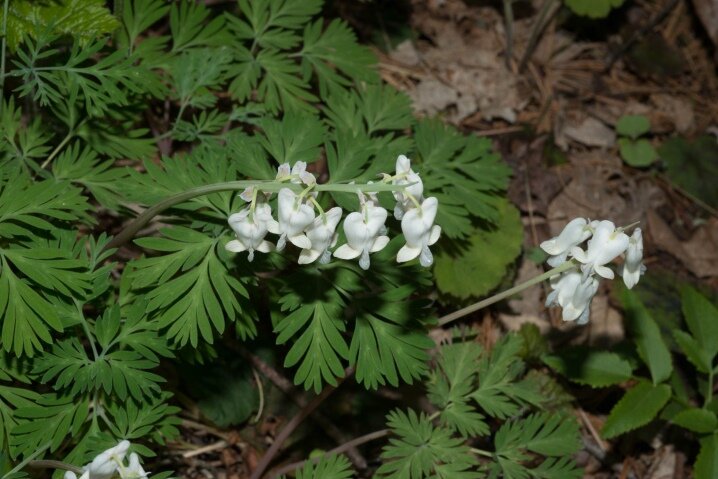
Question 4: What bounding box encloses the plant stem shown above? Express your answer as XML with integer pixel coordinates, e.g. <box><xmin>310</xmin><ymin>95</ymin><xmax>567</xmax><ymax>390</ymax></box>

<box><xmin>0</xmin><ymin>0</ymin><xmax>8</xmax><ymax>114</ymax></box>
<box><xmin>2</xmin><ymin>442</ymin><xmax>52</xmax><ymax>479</ymax></box>
<box><xmin>250</xmin><ymin>378</ymin><xmax>345</xmax><ymax>479</ymax></box>
<box><xmin>705</xmin><ymin>369</ymin><xmax>714</xmax><ymax>408</ymax></box>
<box><xmin>437</xmin><ymin>260</ymin><xmax>576</xmax><ymax>327</ymax></box>
<box><xmin>76</xmin><ymin>299</ymin><xmax>99</xmax><ymax>360</ymax></box>
<box><xmin>269</xmin><ymin>429</ymin><xmax>390</xmax><ymax>478</ymax></box>
<box><xmin>103</xmin><ymin>180</ymin><xmax>408</xmax><ymax>252</ymax></box>
<box><xmin>470</xmin><ymin>447</ymin><xmax>494</xmax><ymax>458</ymax></box>
<box><xmin>27</xmin><ymin>460</ymin><xmax>84</xmax><ymax>475</ymax></box>
<box><xmin>40</xmin><ymin>122</ymin><xmax>82</xmax><ymax>170</ymax></box>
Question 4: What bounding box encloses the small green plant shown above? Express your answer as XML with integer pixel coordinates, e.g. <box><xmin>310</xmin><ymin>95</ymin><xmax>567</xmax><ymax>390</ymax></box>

<box><xmin>564</xmin><ymin>0</ymin><xmax>626</xmax><ymax>18</ymax></box>
<box><xmin>616</xmin><ymin>114</ymin><xmax>658</xmax><ymax>167</ymax></box>
<box><xmin>545</xmin><ymin>286</ymin><xmax>718</xmax><ymax>479</ymax></box>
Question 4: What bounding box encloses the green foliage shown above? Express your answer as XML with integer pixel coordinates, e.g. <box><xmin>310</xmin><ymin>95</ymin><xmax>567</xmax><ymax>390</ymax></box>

<box><xmin>292</xmin><ymin>454</ymin><xmax>355</xmax><ymax>479</ymax></box>
<box><xmin>564</xmin><ymin>0</ymin><xmax>625</xmax><ymax>18</ymax></box>
<box><xmin>1</xmin><ymin>0</ymin><xmax>119</xmax><ymax>52</ymax></box>
<box><xmin>378</xmin><ymin>334</ymin><xmax>581</xmax><ymax>478</ymax></box>
<box><xmin>434</xmin><ymin>199</ymin><xmax>523</xmax><ymax>299</ymax></box>
<box><xmin>695</xmin><ymin>434</ymin><xmax>718</xmax><ymax>479</ymax></box>
<box><xmin>0</xmin><ymin>0</ymin><xmax>518</xmax><ymax>472</ymax></box>
<box><xmin>616</xmin><ymin>115</ymin><xmax>650</xmax><ymax>138</ymax></box>
<box><xmin>602</xmin><ymin>381</ymin><xmax>672</xmax><ymax>439</ymax></box>
<box><xmin>543</xmin><ymin>348</ymin><xmax>634</xmax><ymax>387</ymax></box>
<box><xmin>615</xmin><ymin>115</ymin><xmax>657</xmax><ymax>167</ymax></box>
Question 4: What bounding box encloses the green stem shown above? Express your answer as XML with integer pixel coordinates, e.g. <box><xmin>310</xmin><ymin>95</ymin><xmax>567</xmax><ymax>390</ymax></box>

<box><xmin>706</xmin><ymin>369</ymin><xmax>714</xmax><ymax>408</ymax></box>
<box><xmin>437</xmin><ymin>260</ymin><xmax>576</xmax><ymax>327</ymax></box>
<box><xmin>76</xmin><ymin>299</ymin><xmax>99</xmax><ymax>360</ymax></box>
<box><xmin>26</xmin><ymin>460</ymin><xmax>83</xmax><ymax>475</ymax></box>
<box><xmin>3</xmin><ymin>442</ymin><xmax>53</xmax><ymax>479</ymax></box>
<box><xmin>103</xmin><ymin>180</ymin><xmax>408</xmax><ymax>252</ymax></box>
<box><xmin>0</xmin><ymin>0</ymin><xmax>8</xmax><ymax>113</ymax></box>
<box><xmin>470</xmin><ymin>447</ymin><xmax>494</xmax><ymax>458</ymax></box>
<box><xmin>40</xmin><ymin>120</ymin><xmax>85</xmax><ymax>170</ymax></box>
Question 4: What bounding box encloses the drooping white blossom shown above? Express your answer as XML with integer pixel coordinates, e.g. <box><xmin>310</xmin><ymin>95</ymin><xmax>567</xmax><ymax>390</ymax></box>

<box><xmin>84</xmin><ymin>440</ymin><xmax>130</xmax><ymax>479</ymax></box>
<box><xmin>268</xmin><ymin>188</ymin><xmax>315</xmax><ymax>251</ymax></box>
<box><xmin>226</xmin><ymin>203</ymin><xmax>275</xmax><ymax>261</ymax></box>
<box><xmin>123</xmin><ymin>453</ymin><xmax>148</xmax><ymax>479</ymax></box>
<box><xmin>622</xmin><ymin>228</ymin><xmax>644</xmax><ymax>289</ymax></box>
<box><xmin>334</xmin><ymin>202</ymin><xmax>389</xmax><ymax>270</ymax></box>
<box><xmin>392</xmin><ymin>155</ymin><xmax>424</xmax><ymax>220</ymax></box>
<box><xmin>64</xmin><ymin>472</ymin><xmax>90</xmax><ymax>479</ymax></box>
<box><xmin>545</xmin><ymin>269</ymin><xmax>599</xmax><ymax>324</ymax></box>
<box><xmin>540</xmin><ymin>218</ymin><xmax>593</xmax><ymax>267</ymax></box>
<box><xmin>397</xmin><ymin>197</ymin><xmax>441</xmax><ymax>267</ymax></box>
<box><xmin>299</xmin><ymin>207</ymin><xmax>343</xmax><ymax>264</ymax></box>
<box><xmin>571</xmin><ymin>220</ymin><xmax>629</xmax><ymax>279</ymax></box>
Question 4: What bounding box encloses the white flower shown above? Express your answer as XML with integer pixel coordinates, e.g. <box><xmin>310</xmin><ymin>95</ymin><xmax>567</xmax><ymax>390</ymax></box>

<box><xmin>226</xmin><ymin>203</ymin><xmax>275</xmax><ymax>261</ymax></box>
<box><xmin>334</xmin><ymin>203</ymin><xmax>389</xmax><ymax>270</ymax></box>
<box><xmin>622</xmin><ymin>228</ymin><xmax>644</xmax><ymax>289</ymax></box>
<box><xmin>65</xmin><ymin>472</ymin><xmax>90</xmax><ymax>479</ymax></box>
<box><xmin>392</xmin><ymin>155</ymin><xmax>424</xmax><ymax>220</ymax></box>
<box><xmin>122</xmin><ymin>453</ymin><xmax>148</xmax><ymax>479</ymax></box>
<box><xmin>299</xmin><ymin>207</ymin><xmax>342</xmax><ymax>265</ymax></box>
<box><xmin>540</xmin><ymin>218</ymin><xmax>592</xmax><ymax>267</ymax></box>
<box><xmin>545</xmin><ymin>270</ymin><xmax>599</xmax><ymax>324</ymax></box>
<box><xmin>277</xmin><ymin>162</ymin><xmax>316</xmax><ymax>186</ymax></box>
<box><xmin>571</xmin><ymin>220</ymin><xmax>629</xmax><ymax>279</ymax></box>
<box><xmin>84</xmin><ymin>440</ymin><xmax>130</xmax><ymax>479</ymax></box>
<box><xmin>268</xmin><ymin>188</ymin><xmax>315</xmax><ymax>251</ymax></box>
<box><xmin>397</xmin><ymin>197</ymin><xmax>441</xmax><ymax>267</ymax></box>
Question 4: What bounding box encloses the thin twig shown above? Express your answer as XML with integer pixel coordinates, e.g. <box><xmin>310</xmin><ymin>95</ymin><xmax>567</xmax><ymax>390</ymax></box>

<box><xmin>249</xmin><ymin>380</ymin><xmax>344</xmax><ymax>479</ymax></box>
<box><xmin>269</xmin><ymin>429</ymin><xmax>390</xmax><ymax>478</ymax></box>
<box><xmin>182</xmin><ymin>440</ymin><xmax>229</xmax><ymax>459</ymax></box>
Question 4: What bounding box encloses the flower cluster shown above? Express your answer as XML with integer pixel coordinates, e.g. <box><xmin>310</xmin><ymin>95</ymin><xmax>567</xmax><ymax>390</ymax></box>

<box><xmin>541</xmin><ymin>219</ymin><xmax>644</xmax><ymax>324</ymax></box>
<box><xmin>64</xmin><ymin>441</ymin><xmax>148</xmax><ymax>479</ymax></box>
<box><xmin>225</xmin><ymin>156</ymin><xmax>441</xmax><ymax>270</ymax></box>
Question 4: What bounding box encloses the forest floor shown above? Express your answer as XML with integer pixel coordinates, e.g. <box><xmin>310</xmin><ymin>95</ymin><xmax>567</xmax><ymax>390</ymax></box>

<box><xmin>165</xmin><ymin>0</ymin><xmax>718</xmax><ymax>477</ymax></box>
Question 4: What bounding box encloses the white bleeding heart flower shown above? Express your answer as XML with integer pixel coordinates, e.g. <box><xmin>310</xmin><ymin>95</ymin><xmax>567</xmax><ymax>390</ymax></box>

<box><xmin>397</xmin><ymin>197</ymin><xmax>441</xmax><ymax>267</ymax></box>
<box><xmin>290</xmin><ymin>161</ymin><xmax>316</xmax><ymax>186</ymax></box>
<box><xmin>540</xmin><ymin>218</ymin><xmax>592</xmax><ymax>267</ymax></box>
<box><xmin>622</xmin><ymin>228</ymin><xmax>644</xmax><ymax>289</ymax></box>
<box><xmin>334</xmin><ymin>203</ymin><xmax>389</xmax><ymax>270</ymax></box>
<box><xmin>545</xmin><ymin>269</ymin><xmax>599</xmax><ymax>324</ymax></box>
<box><xmin>268</xmin><ymin>188</ymin><xmax>315</xmax><ymax>251</ymax></box>
<box><xmin>392</xmin><ymin>155</ymin><xmax>424</xmax><ymax>220</ymax></box>
<box><xmin>84</xmin><ymin>440</ymin><xmax>130</xmax><ymax>479</ymax></box>
<box><xmin>226</xmin><ymin>203</ymin><xmax>275</xmax><ymax>261</ymax></box>
<box><xmin>299</xmin><ymin>207</ymin><xmax>343</xmax><ymax>265</ymax></box>
<box><xmin>570</xmin><ymin>220</ymin><xmax>629</xmax><ymax>279</ymax></box>
<box><xmin>123</xmin><ymin>453</ymin><xmax>148</xmax><ymax>479</ymax></box>
<box><xmin>276</xmin><ymin>162</ymin><xmax>291</xmax><ymax>180</ymax></box>
<box><xmin>64</xmin><ymin>472</ymin><xmax>90</xmax><ymax>479</ymax></box>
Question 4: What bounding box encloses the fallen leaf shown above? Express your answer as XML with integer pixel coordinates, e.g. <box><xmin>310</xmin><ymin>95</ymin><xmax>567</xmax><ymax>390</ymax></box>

<box><xmin>647</xmin><ymin>211</ymin><xmax>718</xmax><ymax>278</ymax></box>
<box><xmin>562</xmin><ymin>117</ymin><xmax>616</xmax><ymax>148</ymax></box>
<box><xmin>691</xmin><ymin>0</ymin><xmax>718</xmax><ymax>47</ymax></box>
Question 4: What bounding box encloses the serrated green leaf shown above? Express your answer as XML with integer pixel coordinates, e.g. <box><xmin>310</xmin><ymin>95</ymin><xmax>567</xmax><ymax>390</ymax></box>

<box><xmin>672</xmin><ymin>408</ymin><xmax>717</xmax><ymax>434</ymax></box>
<box><xmin>376</xmin><ymin>409</ymin><xmax>479</xmax><ymax>479</ymax></box>
<box><xmin>232</xmin><ymin>0</ymin><xmax>322</xmax><ymax>50</ymax></box>
<box><xmin>602</xmin><ymin>381</ymin><xmax>672</xmax><ymax>439</ymax></box>
<box><xmin>543</xmin><ymin>348</ymin><xmax>633</xmax><ymax>387</ymax></box>
<box><xmin>10</xmin><ymin>394</ymin><xmax>89</xmax><ymax>458</ymax></box>
<box><xmin>673</xmin><ymin>329</ymin><xmax>712</xmax><ymax>374</ymax></box>
<box><xmin>695</xmin><ymin>433</ymin><xmax>718</xmax><ymax>479</ymax></box>
<box><xmin>259</xmin><ymin>112</ymin><xmax>325</xmax><ymax>165</ymax></box>
<box><xmin>434</xmin><ymin>199</ymin><xmax>522</xmax><ymax>299</ymax></box>
<box><xmin>170</xmin><ymin>0</ymin><xmax>230</xmax><ymax>52</ymax></box>
<box><xmin>294</xmin><ymin>454</ymin><xmax>354</xmax><ymax>479</ymax></box>
<box><xmin>132</xmin><ymin>228</ymin><xmax>250</xmax><ymax>347</ymax></box>
<box><xmin>427</xmin><ymin>343</ymin><xmax>489</xmax><ymax>437</ymax></box>
<box><xmin>681</xmin><ymin>286</ymin><xmax>718</xmax><ymax>363</ymax></box>
<box><xmin>622</xmin><ymin>288</ymin><xmax>673</xmax><ymax>385</ymax></box>
<box><xmin>0</xmin><ymin>384</ymin><xmax>39</xmax><ymax>450</ymax></box>
<box><xmin>1</xmin><ymin>0</ymin><xmax>119</xmax><ymax>52</ymax></box>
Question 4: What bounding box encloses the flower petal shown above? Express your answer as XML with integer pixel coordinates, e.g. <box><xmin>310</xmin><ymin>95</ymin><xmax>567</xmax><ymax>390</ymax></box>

<box><xmin>333</xmin><ymin>244</ymin><xmax>361</xmax><ymax>260</ymax></box>
<box><xmin>225</xmin><ymin>240</ymin><xmax>247</xmax><ymax>253</ymax></box>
